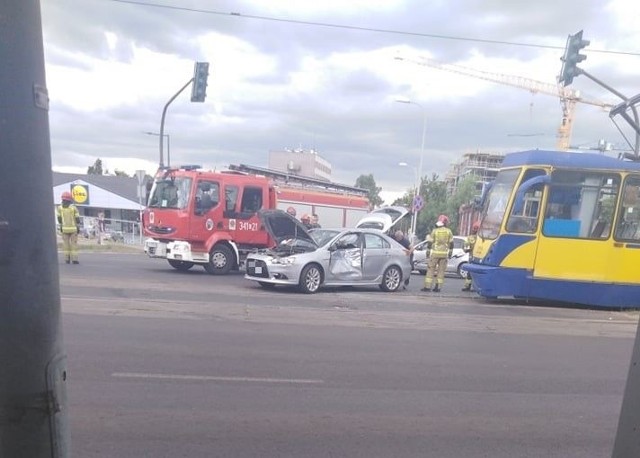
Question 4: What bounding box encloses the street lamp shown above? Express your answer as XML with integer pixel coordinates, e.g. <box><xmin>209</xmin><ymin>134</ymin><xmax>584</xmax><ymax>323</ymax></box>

<box><xmin>144</xmin><ymin>131</ymin><xmax>171</xmax><ymax>167</ymax></box>
<box><xmin>396</xmin><ymin>97</ymin><xmax>427</xmax><ymax>238</ymax></box>
<box><xmin>398</xmin><ymin>161</ymin><xmax>418</xmax><ymax>241</ymax></box>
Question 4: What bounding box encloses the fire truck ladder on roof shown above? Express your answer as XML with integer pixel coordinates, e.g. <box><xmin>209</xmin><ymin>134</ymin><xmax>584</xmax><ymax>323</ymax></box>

<box><xmin>228</xmin><ymin>164</ymin><xmax>368</xmax><ymax>197</ymax></box>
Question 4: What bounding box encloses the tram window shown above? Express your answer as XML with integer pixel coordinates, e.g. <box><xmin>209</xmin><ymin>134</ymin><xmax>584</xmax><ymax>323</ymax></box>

<box><xmin>506</xmin><ymin>169</ymin><xmax>545</xmax><ymax>233</ymax></box>
<box><xmin>614</xmin><ymin>176</ymin><xmax>640</xmax><ymax>242</ymax></box>
<box><xmin>543</xmin><ymin>171</ymin><xmax>619</xmax><ymax>240</ymax></box>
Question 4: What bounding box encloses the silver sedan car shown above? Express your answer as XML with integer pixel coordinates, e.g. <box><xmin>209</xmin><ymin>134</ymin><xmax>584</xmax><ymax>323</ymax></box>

<box><xmin>412</xmin><ymin>235</ymin><xmax>470</xmax><ymax>278</ymax></box>
<box><xmin>245</xmin><ymin>210</ymin><xmax>412</xmax><ymax>293</ymax></box>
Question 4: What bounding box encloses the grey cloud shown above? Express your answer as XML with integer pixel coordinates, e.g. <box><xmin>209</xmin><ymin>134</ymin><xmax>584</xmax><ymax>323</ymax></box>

<box><xmin>43</xmin><ymin>0</ymin><xmax>639</xmax><ymax>195</ymax></box>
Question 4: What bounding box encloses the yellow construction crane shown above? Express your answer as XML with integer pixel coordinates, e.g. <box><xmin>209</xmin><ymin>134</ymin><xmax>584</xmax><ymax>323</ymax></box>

<box><xmin>395</xmin><ymin>55</ymin><xmax>614</xmax><ymax>150</ymax></box>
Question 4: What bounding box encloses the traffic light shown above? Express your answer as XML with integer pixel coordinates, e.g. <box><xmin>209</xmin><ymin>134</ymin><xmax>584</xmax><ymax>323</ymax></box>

<box><xmin>191</xmin><ymin>61</ymin><xmax>209</xmax><ymax>102</ymax></box>
<box><xmin>559</xmin><ymin>30</ymin><xmax>590</xmax><ymax>86</ymax></box>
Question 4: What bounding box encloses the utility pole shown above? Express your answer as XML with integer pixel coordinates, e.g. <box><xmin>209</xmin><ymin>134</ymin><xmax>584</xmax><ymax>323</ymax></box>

<box><xmin>0</xmin><ymin>1</ymin><xmax>70</xmax><ymax>456</ymax></box>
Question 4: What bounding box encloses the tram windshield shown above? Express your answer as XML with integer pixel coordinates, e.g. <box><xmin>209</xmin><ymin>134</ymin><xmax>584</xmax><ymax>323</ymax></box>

<box><xmin>480</xmin><ymin>168</ymin><xmax>520</xmax><ymax>239</ymax></box>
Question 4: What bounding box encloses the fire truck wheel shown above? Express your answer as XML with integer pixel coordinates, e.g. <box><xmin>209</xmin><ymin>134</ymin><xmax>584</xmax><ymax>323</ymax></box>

<box><xmin>298</xmin><ymin>264</ymin><xmax>322</xmax><ymax>294</ymax></box>
<box><xmin>204</xmin><ymin>244</ymin><xmax>234</xmax><ymax>275</ymax></box>
<box><xmin>168</xmin><ymin>260</ymin><xmax>195</xmax><ymax>271</ymax></box>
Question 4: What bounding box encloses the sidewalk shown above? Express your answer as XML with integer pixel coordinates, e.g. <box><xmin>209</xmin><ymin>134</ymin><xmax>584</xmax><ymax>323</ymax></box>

<box><xmin>57</xmin><ymin>235</ymin><xmax>144</xmax><ymax>254</ymax></box>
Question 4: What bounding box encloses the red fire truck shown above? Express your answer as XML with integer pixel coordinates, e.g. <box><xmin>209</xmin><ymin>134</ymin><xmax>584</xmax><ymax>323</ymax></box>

<box><xmin>142</xmin><ymin>164</ymin><xmax>370</xmax><ymax>274</ymax></box>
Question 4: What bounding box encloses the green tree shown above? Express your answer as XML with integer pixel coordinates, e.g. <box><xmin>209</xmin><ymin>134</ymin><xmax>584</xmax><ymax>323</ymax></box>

<box><xmin>87</xmin><ymin>158</ymin><xmax>103</xmax><ymax>175</ymax></box>
<box><xmin>445</xmin><ymin>176</ymin><xmax>478</xmax><ymax>232</ymax></box>
<box><xmin>355</xmin><ymin>174</ymin><xmax>383</xmax><ymax>208</ymax></box>
<box><xmin>395</xmin><ymin>174</ymin><xmax>481</xmax><ymax>240</ymax></box>
<box><xmin>415</xmin><ymin>174</ymin><xmax>448</xmax><ymax>239</ymax></box>
<box><xmin>114</xmin><ymin>169</ymin><xmax>130</xmax><ymax>177</ymax></box>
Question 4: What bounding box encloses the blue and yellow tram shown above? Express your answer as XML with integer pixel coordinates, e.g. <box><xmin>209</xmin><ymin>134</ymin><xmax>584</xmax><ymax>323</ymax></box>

<box><xmin>466</xmin><ymin>149</ymin><xmax>640</xmax><ymax>308</ymax></box>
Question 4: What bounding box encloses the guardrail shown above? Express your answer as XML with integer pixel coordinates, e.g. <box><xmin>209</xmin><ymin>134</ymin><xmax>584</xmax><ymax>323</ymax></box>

<box><xmin>78</xmin><ymin>216</ymin><xmax>143</xmax><ymax>245</ymax></box>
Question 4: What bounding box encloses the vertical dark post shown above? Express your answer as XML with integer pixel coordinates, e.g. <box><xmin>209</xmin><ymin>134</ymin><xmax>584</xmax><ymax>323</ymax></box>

<box><xmin>0</xmin><ymin>1</ymin><xmax>70</xmax><ymax>457</ymax></box>
<box><xmin>612</xmin><ymin>322</ymin><xmax>640</xmax><ymax>456</ymax></box>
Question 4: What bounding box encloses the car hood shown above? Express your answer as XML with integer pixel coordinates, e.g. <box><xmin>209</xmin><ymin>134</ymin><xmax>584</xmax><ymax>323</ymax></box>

<box><xmin>355</xmin><ymin>206</ymin><xmax>410</xmax><ymax>232</ymax></box>
<box><xmin>258</xmin><ymin>209</ymin><xmax>318</xmax><ymax>247</ymax></box>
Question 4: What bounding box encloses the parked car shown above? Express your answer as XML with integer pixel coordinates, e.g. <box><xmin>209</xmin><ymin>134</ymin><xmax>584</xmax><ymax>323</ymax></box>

<box><xmin>412</xmin><ymin>235</ymin><xmax>469</xmax><ymax>278</ymax></box>
<box><xmin>102</xmin><ymin>230</ymin><xmax>125</xmax><ymax>243</ymax></box>
<box><xmin>245</xmin><ymin>210</ymin><xmax>412</xmax><ymax>293</ymax></box>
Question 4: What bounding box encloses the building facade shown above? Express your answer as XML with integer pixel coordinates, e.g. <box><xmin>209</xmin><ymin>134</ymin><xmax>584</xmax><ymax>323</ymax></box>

<box><xmin>52</xmin><ymin>172</ymin><xmax>148</xmax><ymax>235</ymax></box>
<box><xmin>268</xmin><ymin>148</ymin><xmax>332</xmax><ymax>181</ymax></box>
<box><xmin>445</xmin><ymin>152</ymin><xmax>504</xmax><ymax>196</ymax></box>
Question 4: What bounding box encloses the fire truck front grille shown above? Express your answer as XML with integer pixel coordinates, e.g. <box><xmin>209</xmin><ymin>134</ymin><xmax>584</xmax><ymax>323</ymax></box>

<box><xmin>246</xmin><ymin>259</ymin><xmax>269</xmax><ymax>278</ymax></box>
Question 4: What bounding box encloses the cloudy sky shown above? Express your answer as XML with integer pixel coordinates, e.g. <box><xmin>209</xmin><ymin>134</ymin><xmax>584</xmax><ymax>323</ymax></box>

<box><xmin>41</xmin><ymin>0</ymin><xmax>640</xmax><ymax>202</ymax></box>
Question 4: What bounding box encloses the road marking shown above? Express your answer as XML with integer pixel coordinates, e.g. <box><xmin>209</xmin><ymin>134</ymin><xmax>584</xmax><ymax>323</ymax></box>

<box><xmin>112</xmin><ymin>372</ymin><xmax>324</xmax><ymax>385</ymax></box>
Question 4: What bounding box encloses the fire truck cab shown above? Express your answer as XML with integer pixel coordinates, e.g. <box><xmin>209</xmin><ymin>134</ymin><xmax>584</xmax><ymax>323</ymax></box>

<box><xmin>143</xmin><ymin>166</ymin><xmax>276</xmax><ymax>274</ymax></box>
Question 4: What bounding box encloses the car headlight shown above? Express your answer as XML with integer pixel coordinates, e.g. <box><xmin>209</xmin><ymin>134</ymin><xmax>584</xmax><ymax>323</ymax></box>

<box><xmin>271</xmin><ymin>256</ymin><xmax>296</xmax><ymax>265</ymax></box>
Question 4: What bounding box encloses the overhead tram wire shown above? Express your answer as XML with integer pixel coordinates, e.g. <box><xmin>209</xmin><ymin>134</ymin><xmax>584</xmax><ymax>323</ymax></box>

<box><xmin>104</xmin><ymin>0</ymin><xmax>639</xmax><ymax>57</ymax></box>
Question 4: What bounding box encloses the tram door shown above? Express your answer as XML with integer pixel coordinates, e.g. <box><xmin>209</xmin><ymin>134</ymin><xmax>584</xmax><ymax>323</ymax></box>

<box><xmin>610</xmin><ymin>175</ymin><xmax>640</xmax><ymax>283</ymax></box>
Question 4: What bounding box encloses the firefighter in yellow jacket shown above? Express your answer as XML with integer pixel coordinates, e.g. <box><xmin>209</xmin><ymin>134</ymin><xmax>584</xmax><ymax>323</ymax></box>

<box><xmin>421</xmin><ymin>214</ymin><xmax>454</xmax><ymax>293</ymax></box>
<box><xmin>57</xmin><ymin>191</ymin><xmax>81</xmax><ymax>264</ymax></box>
<box><xmin>461</xmin><ymin>221</ymin><xmax>480</xmax><ymax>291</ymax></box>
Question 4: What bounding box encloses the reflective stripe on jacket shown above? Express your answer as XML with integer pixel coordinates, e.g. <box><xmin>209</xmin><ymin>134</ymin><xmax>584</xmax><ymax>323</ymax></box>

<box><xmin>57</xmin><ymin>205</ymin><xmax>79</xmax><ymax>234</ymax></box>
<box><xmin>429</xmin><ymin>226</ymin><xmax>453</xmax><ymax>258</ymax></box>
<box><xmin>464</xmin><ymin>234</ymin><xmax>477</xmax><ymax>252</ymax></box>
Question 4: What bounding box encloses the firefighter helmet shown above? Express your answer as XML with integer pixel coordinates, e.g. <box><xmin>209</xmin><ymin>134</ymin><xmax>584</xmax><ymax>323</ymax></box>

<box><xmin>61</xmin><ymin>191</ymin><xmax>73</xmax><ymax>202</ymax></box>
<box><xmin>472</xmin><ymin>221</ymin><xmax>480</xmax><ymax>232</ymax></box>
<box><xmin>437</xmin><ymin>214</ymin><xmax>449</xmax><ymax>226</ymax></box>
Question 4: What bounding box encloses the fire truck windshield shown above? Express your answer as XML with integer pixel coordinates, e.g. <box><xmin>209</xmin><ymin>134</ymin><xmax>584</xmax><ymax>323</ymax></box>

<box><xmin>148</xmin><ymin>177</ymin><xmax>192</xmax><ymax>210</ymax></box>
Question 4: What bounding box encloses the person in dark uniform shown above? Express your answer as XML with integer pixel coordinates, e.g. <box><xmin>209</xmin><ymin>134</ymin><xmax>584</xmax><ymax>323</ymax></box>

<box><xmin>393</xmin><ymin>230</ymin><xmax>413</xmax><ymax>290</ymax></box>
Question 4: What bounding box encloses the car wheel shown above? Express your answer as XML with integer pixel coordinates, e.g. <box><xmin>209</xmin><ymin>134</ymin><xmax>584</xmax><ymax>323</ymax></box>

<box><xmin>258</xmin><ymin>281</ymin><xmax>276</xmax><ymax>289</ymax></box>
<box><xmin>168</xmin><ymin>259</ymin><xmax>195</xmax><ymax>271</ymax></box>
<box><xmin>204</xmin><ymin>244</ymin><xmax>234</xmax><ymax>275</ymax></box>
<box><xmin>457</xmin><ymin>262</ymin><xmax>469</xmax><ymax>279</ymax></box>
<box><xmin>380</xmin><ymin>265</ymin><xmax>402</xmax><ymax>292</ymax></box>
<box><xmin>298</xmin><ymin>264</ymin><xmax>322</xmax><ymax>294</ymax></box>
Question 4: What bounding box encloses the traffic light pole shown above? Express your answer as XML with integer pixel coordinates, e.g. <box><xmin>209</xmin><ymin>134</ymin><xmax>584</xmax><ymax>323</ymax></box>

<box><xmin>0</xmin><ymin>1</ymin><xmax>70</xmax><ymax>456</ymax></box>
<box><xmin>157</xmin><ymin>62</ymin><xmax>209</xmax><ymax>169</ymax></box>
<box><xmin>159</xmin><ymin>78</ymin><xmax>193</xmax><ymax>169</ymax></box>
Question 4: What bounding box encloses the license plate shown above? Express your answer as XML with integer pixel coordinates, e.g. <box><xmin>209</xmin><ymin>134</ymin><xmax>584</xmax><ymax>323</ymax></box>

<box><xmin>254</xmin><ymin>266</ymin><xmax>262</xmax><ymax>274</ymax></box>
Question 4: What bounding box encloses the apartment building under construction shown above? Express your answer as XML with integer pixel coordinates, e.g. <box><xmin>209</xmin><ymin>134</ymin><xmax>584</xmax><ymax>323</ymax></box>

<box><xmin>446</xmin><ymin>152</ymin><xmax>505</xmax><ymax>196</ymax></box>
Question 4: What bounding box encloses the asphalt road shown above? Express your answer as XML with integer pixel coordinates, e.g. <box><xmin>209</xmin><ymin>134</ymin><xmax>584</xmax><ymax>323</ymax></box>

<box><xmin>59</xmin><ymin>252</ymin><xmax>640</xmax><ymax>457</ymax></box>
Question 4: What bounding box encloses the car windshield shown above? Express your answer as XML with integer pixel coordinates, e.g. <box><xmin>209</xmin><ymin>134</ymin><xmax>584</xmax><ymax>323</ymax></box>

<box><xmin>309</xmin><ymin>229</ymin><xmax>341</xmax><ymax>246</ymax></box>
<box><xmin>148</xmin><ymin>177</ymin><xmax>192</xmax><ymax>210</ymax></box>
